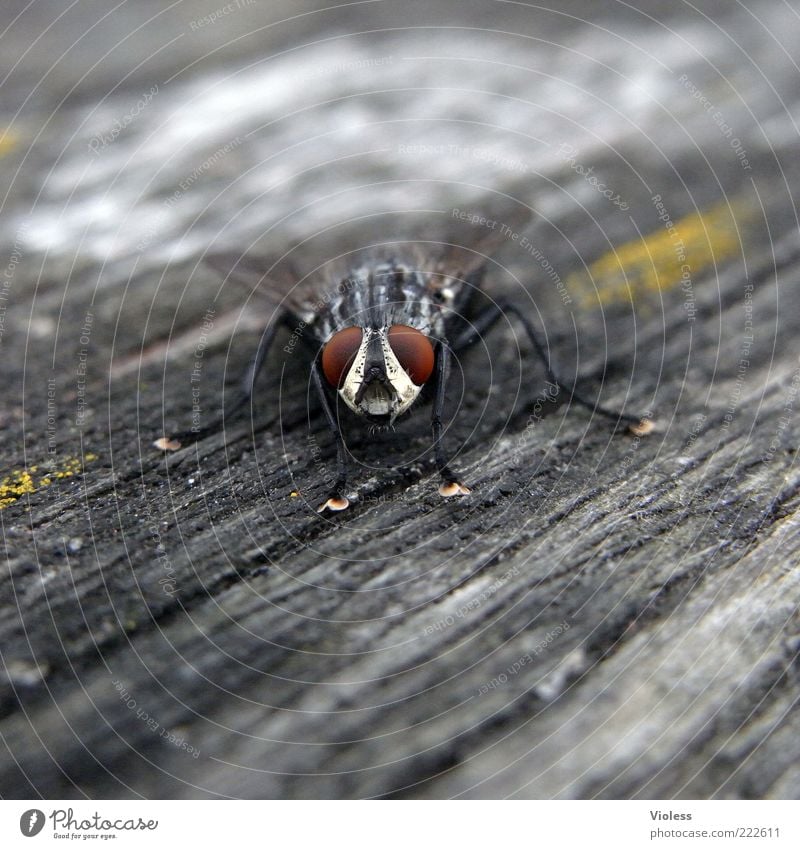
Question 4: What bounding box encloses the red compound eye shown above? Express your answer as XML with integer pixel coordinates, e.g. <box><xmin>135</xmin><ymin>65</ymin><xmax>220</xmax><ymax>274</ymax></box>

<box><xmin>387</xmin><ymin>324</ymin><xmax>434</xmax><ymax>385</ymax></box>
<box><xmin>321</xmin><ymin>326</ymin><xmax>363</xmax><ymax>387</ymax></box>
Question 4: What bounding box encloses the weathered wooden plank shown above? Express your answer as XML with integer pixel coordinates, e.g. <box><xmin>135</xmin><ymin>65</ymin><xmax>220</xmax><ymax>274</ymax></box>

<box><xmin>1</xmin><ymin>0</ymin><xmax>799</xmax><ymax>800</ymax></box>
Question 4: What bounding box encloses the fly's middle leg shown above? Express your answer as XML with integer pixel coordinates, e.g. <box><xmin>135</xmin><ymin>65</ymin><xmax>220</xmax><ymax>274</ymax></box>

<box><xmin>451</xmin><ymin>299</ymin><xmax>652</xmax><ymax>434</ymax></box>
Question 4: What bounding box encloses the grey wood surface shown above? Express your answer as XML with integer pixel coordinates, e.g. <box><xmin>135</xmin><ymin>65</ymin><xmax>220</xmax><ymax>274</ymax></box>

<box><xmin>0</xmin><ymin>0</ymin><xmax>799</xmax><ymax>798</ymax></box>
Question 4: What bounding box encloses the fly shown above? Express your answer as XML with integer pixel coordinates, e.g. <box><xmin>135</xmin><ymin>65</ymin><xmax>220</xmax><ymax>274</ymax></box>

<box><xmin>156</xmin><ymin>208</ymin><xmax>652</xmax><ymax>513</ymax></box>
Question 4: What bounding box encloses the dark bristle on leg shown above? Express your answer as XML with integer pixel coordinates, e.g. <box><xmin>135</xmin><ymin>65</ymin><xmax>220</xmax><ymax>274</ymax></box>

<box><xmin>451</xmin><ymin>298</ymin><xmax>653</xmax><ymax>435</ymax></box>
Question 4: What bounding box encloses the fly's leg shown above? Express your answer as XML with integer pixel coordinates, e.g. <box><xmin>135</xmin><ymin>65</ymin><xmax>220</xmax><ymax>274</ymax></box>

<box><xmin>451</xmin><ymin>299</ymin><xmax>652</xmax><ymax>434</ymax></box>
<box><xmin>431</xmin><ymin>341</ymin><xmax>471</xmax><ymax>498</ymax></box>
<box><xmin>311</xmin><ymin>359</ymin><xmax>351</xmax><ymax>513</ymax></box>
<box><xmin>154</xmin><ymin>309</ymin><xmax>290</xmax><ymax>449</ymax></box>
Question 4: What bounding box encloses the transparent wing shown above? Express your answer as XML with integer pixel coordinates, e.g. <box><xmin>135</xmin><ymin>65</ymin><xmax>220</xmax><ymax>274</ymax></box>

<box><xmin>203</xmin><ymin>251</ymin><xmax>304</xmax><ymax>312</ymax></box>
<box><xmin>204</xmin><ymin>199</ymin><xmax>534</xmax><ymax>311</ymax></box>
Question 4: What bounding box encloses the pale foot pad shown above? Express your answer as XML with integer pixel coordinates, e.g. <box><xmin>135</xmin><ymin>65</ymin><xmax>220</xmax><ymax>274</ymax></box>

<box><xmin>154</xmin><ymin>438</ymin><xmax>182</xmax><ymax>451</ymax></box>
<box><xmin>628</xmin><ymin>418</ymin><xmax>655</xmax><ymax>437</ymax></box>
<box><xmin>317</xmin><ymin>496</ymin><xmax>350</xmax><ymax>513</ymax></box>
<box><xmin>439</xmin><ymin>481</ymin><xmax>472</xmax><ymax>497</ymax></box>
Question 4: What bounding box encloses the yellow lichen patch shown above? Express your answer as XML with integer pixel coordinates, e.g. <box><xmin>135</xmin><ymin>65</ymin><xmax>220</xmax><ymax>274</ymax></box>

<box><xmin>0</xmin><ymin>128</ymin><xmax>19</xmax><ymax>157</ymax></box>
<box><xmin>567</xmin><ymin>200</ymin><xmax>751</xmax><ymax>308</ymax></box>
<box><xmin>0</xmin><ymin>471</ymin><xmax>36</xmax><ymax>507</ymax></box>
<box><xmin>0</xmin><ymin>453</ymin><xmax>98</xmax><ymax>510</ymax></box>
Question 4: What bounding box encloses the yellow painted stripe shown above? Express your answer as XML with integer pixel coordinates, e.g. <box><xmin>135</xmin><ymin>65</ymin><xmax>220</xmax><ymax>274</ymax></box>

<box><xmin>0</xmin><ymin>454</ymin><xmax>98</xmax><ymax>509</ymax></box>
<box><xmin>567</xmin><ymin>200</ymin><xmax>749</xmax><ymax>307</ymax></box>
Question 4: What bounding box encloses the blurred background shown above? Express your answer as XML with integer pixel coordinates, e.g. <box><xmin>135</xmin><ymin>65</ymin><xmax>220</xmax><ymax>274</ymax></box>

<box><xmin>3</xmin><ymin>0</ymin><xmax>796</xmax><ymax>279</ymax></box>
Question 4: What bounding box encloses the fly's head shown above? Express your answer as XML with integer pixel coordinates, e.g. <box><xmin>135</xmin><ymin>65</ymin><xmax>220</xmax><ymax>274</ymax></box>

<box><xmin>321</xmin><ymin>324</ymin><xmax>435</xmax><ymax>425</ymax></box>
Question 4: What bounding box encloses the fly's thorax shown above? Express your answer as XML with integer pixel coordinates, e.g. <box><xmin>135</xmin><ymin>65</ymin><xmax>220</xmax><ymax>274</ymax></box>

<box><xmin>307</xmin><ymin>259</ymin><xmax>464</xmax><ymax>342</ymax></box>
<box><xmin>426</xmin><ymin>272</ymin><xmax>468</xmax><ymax>317</ymax></box>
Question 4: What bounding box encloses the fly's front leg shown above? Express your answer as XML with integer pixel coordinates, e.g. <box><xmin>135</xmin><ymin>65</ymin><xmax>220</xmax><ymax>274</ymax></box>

<box><xmin>311</xmin><ymin>358</ymin><xmax>351</xmax><ymax>513</ymax></box>
<box><xmin>432</xmin><ymin>341</ymin><xmax>471</xmax><ymax>498</ymax></box>
<box><xmin>155</xmin><ymin>309</ymin><xmax>290</xmax><ymax>450</ymax></box>
<box><xmin>451</xmin><ymin>300</ymin><xmax>652</xmax><ymax>435</ymax></box>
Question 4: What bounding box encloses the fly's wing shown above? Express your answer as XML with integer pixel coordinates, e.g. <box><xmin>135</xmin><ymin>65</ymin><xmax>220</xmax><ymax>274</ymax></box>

<box><xmin>383</xmin><ymin>200</ymin><xmax>535</xmax><ymax>315</ymax></box>
<box><xmin>425</xmin><ymin>200</ymin><xmax>534</xmax><ymax>287</ymax></box>
<box><xmin>203</xmin><ymin>251</ymin><xmax>322</xmax><ymax>321</ymax></box>
<box><xmin>305</xmin><ymin>200</ymin><xmax>535</xmax><ymax>308</ymax></box>
<box><xmin>205</xmin><ymin>200</ymin><xmax>534</xmax><ymax>319</ymax></box>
